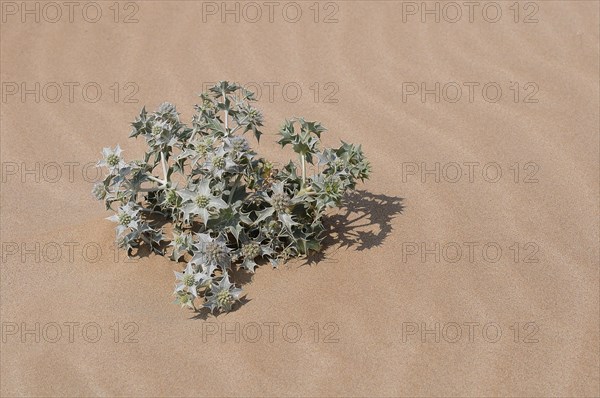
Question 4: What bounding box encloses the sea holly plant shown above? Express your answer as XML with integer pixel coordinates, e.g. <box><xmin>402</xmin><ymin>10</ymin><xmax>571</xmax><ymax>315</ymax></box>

<box><xmin>94</xmin><ymin>82</ymin><xmax>371</xmax><ymax>315</ymax></box>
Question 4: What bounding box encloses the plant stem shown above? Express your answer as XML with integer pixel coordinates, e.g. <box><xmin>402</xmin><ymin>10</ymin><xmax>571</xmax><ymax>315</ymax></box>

<box><xmin>223</xmin><ymin>91</ymin><xmax>228</xmax><ymax>131</ymax></box>
<box><xmin>228</xmin><ymin>174</ymin><xmax>242</xmax><ymax>204</ymax></box>
<box><xmin>160</xmin><ymin>152</ymin><xmax>168</xmax><ymax>182</ymax></box>
<box><xmin>231</xmin><ymin>115</ymin><xmax>249</xmax><ymax>134</ymax></box>
<box><xmin>138</xmin><ymin>207</ymin><xmax>164</xmax><ymax>215</ymax></box>
<box><xmin>147</xmin><ymin>175</ymin><xmax>166</xmax><ymax>185</ymax></box>
<box><xmin>300</xmin><ymin>154</ymin><xmax>306</xmax><ymax>186</ymax></box>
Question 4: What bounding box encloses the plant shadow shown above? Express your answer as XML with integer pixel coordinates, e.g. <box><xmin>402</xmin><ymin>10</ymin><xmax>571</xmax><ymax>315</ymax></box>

<box><xmin>303</xmin><ymin>190</ymin><xmax>405</xmax><ymax>265</ymax></box>
<box><xmin>137</xmin><ymin>190</ymin><xmax>404</xmax><ymax>317</ymax></box>
<box><xmin>192</xmin><ymin>190</ymin><xmax>404</xmax><ymax>316</ymax></box>
<box><xmin>189</xmin><ymin>297</ymin><xmax>252</xmax><ymax>320</ymax></box>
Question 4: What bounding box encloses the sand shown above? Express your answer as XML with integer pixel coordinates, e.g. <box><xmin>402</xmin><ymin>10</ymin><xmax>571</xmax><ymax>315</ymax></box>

<box><xmin>1</xmin><ymin>1</ymin><xmax>598</xmax><ymax>396</ymax></box>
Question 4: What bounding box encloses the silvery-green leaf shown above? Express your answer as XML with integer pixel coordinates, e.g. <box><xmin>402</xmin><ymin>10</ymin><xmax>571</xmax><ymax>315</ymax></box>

<box><xmin>254</xmin><ymin>207</ymin><xmax>275</xmax><ymax>225</ymax></box>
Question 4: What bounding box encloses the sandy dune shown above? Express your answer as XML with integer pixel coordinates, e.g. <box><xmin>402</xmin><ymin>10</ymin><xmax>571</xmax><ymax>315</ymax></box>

<box><xmin>1</xmin><ymin>1</ymin><xmax>598</xmax><ymax>396</ymax></box>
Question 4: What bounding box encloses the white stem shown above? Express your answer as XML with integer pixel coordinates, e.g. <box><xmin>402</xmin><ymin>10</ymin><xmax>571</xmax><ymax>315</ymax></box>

<box><xmin>301</xmin><ymin>155</ymin><xmax>306</xmax><ymax>185</ymax></box>
<box><xmin>231</xmin><ymin>115</ymin><xmax>249</xmax><ymax>134</ymax></box>
<box><xmin>160</xmin><ymin>152</ymin><xmax>168</xmax><ymax>180</ymax></box>
<box><xmin>147</xmin><ymin>175</ymin><xmax>166</xmax><ymax>185</ymax></box>
<box><xmin>223</xmin><ymin>91</ymin><xmax>228</xmax><ymax>131</ymax></box>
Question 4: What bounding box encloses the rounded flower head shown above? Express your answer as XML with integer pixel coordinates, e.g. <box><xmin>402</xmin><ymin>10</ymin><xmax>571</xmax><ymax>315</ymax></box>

<box><xmin>178</xmin><ymin>179</ymin><xmax>228</xmax><ymax>225</ymax></box>
<box><xmin>202</xmin><ymin>146</ymin><xmax>237</xmax><ymax>178</ymax></box>
<box><xmin>91</xmin><ymin>182</ymin><xmax>107</xmax><ymax>200</ymax></box>
<box><xmin>271</xmin><ymin>192</ymin><xmax>291</xmax><ymax>212</ymax></box>
<box><xmin>224</xmin><ymin>136</ymin><xmax>254</xmax><ymax>162</ymax></box>
<box><xmin>234</xmin><ymin>232</ymin><xmax>275</xmax><ymax>273</ymax></box>
<box><xmin>164</xmin><ymin>189</ymin><xmax>181</xmax><ymax>207</ymax></box>
<box><xmin>190</xmin><ymin>233</ymin><xmax>231</xmax><ymax>274</ymax></box>
<box><xmin>174</xmin><ymin>262</ymin><xmax>209</xmax><ymax>298</ymax></box>
<box><xmin>325</xmin><ymin>177</ymin><xmax>342</xmax><ymax>196</ymax></box>
<box><xmin>264</xmin><ymin>219</ymin><xmax>282</xmax><ymax>238</ymax></box>
<box><xmin>194</xmin><ymin>137</ymin><xmax>214</xmax><ymax>158</ymax></box>
<box><xmin>169</xmin><ymin>230</ymin><xmax>192</xmax><ymax>261</ymax></box>
<box><xmin>334</xmin><ymin>158</ymin><xmax>345</xmax><ymax>170</ymax></box>
<box><xmin>204</xmin><ymin>274</ymin><xmax>243</xmax><ymax>313</ymax></box>
<box><xmin>175</xmin><ymin>291</ymin><xmax>194</xmax><ymax>308</ymax></box>
<box><xmin>118</xmin><ymin>212</ymin><xmax>132</xmax><ymax>226</ymax></box>
<box><xmin>156</xmin><ymin>102</ymin><xmax>179</xmax><ymax>123</ymax></box>
<box><xmin>195</xmin><ymin>195</ymin><xmax>210</xmax><ymax>208</ymax></box>
<box><xmin>242</xmin><ymin>242</ymin><xmax>260</xmax><ymax>259</ymax></box>
<box><xmin>211</xmin><ymin>155</ymin><xmax>225</xmax><ymax>170</ymax></box>
<box><xmin>205</xmin><ymin>241</ymin><xmax>228</xmax><ymax>264</ymax></box>
<box><xmin>106</xmin><ymin>202</ymin><xmax>140</xmax><ymax>237</ymax></box>
<box><xmin>98</xmin><ymin>145</ymin><xmax>127</xmax><ymax>174</ymax></box>
<box><xmin>266</xmin><ymin>182</ymin><xmax>294</xmax><ymax>213</ymax></box>
<box><xmin>182</xmin><ymin>274</ymin><xmax>195</xmax><ymax>286</ymax></box>
<box><xmin>232</xmin><ymin>136</ymin><xmax>250</xmax><ymax>152</ymax></box>
<box><xmin>238</xmin><ymin>242</ymin><xmax>262</xmax><ymax>272</ymax></box>
<box><xmin>217</xmin><ymin>289</ymin><xmax>234</xmax><ymax>308</ymax></box>
<box><xmin>146</xmin><ymin>120</ymin><xmax>177</xmax><ymax>149</ymax></box>
<box><xmin>151</xmin><ymin>123</ymin><xmax>164</xmax><ymax>136</ymax></box>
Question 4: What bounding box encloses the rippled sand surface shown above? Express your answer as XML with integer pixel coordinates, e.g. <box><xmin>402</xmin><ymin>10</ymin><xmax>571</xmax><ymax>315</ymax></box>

<box><xmin>1</xmin><ymin>1</ymin><xmax>598</xmax><ymax>396</ymax></box>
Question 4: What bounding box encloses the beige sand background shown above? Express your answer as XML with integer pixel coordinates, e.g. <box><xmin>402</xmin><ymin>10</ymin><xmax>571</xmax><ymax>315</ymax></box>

<box><xmin>1</xmin><ymin>1</ymin><xmax>598</xmax><ymax>396</ymax></box>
